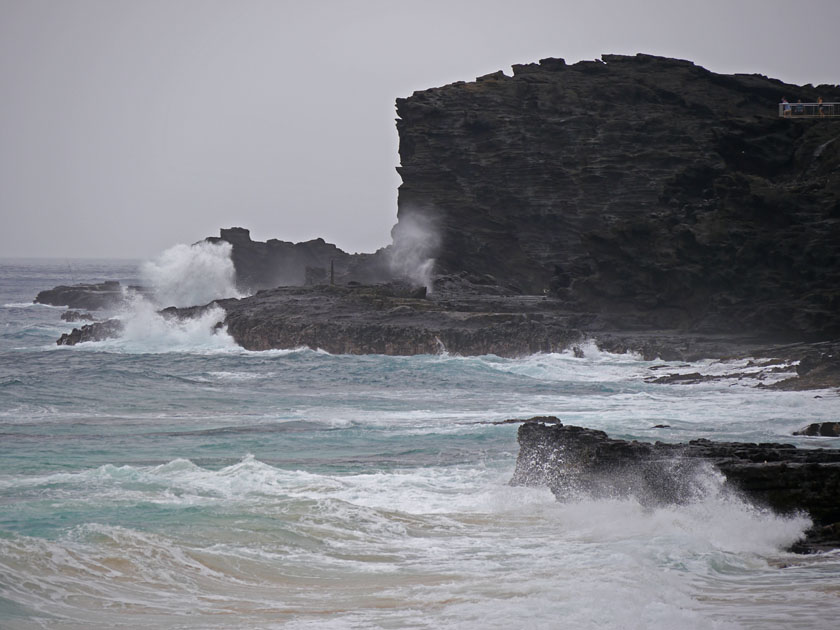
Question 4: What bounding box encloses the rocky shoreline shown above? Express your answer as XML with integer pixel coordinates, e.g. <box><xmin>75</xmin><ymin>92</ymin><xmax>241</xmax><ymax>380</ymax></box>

<box><xmin>46</xmin><ymin>54</ymin><xmax>840</xmax><ymax>374</ymax></box>
<box><xmin>510</xmin><ymin>418</ymin><xmax>840</xmax><ymax>552</ymax></box>
<box><xmin>38</xmin><ymin>54</ymin><xmax>840</xmax><ymax>552</ymax></box>
<box><xmin>53</xmin><ymin>277</ymin><xmax>840</xmax><ymax>391</ymax></box>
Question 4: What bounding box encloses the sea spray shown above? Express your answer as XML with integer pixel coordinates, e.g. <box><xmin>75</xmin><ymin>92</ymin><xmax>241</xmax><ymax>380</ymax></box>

<box><xmin>388</xmin><ymin>210</ymin><xmax>441</xmax><ymax>292</ymax></box>
<box><xmin>140</xmin><ymin>241</ymin><xmax>242</xmax><ymax>308</ymax></box>
<box><xmin>86</xmin><ymin>293</ymin><xmax>237</xmax><ymax>354</ymax></box>
<box><xmin>65</xmin><ymin>241</ymin><xmax>245</xmax><ymax>353</ymax></box>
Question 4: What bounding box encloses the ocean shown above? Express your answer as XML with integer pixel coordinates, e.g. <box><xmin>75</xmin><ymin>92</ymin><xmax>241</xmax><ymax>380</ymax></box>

<box><xmin>1</xmin><ymin>257</ymin><xmax>839</xmax><ymax>629</ymax></box>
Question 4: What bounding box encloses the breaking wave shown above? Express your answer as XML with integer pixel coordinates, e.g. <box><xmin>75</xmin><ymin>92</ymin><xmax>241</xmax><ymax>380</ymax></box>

<box><xmin>140</xmin><ymin>240</ymin><xmax>242</xmax><ymax>309</ymax></box>
<box><xmin>94</xmin><ymin>297</ymin><xmax>237</xmax><ymax>354</ymax></box>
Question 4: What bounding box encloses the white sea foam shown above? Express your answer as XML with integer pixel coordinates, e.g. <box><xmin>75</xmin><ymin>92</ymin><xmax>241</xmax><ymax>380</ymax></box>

<box><xmin>0</xmin><ymin>450</ymin><xmax>831</xmax><ymax>630</ymax></box>
<box><xmin>13</xmin><ymin>454</ymin><xmax>808</xmax><ymax>557</ymax></box>
<box><xmin>476</xmin><ymin>343</ymin><xmax>651</xmax><ymax>383</ymax></box>
<box><xmin>90</xmin><ymin>296</ymin><xmax>238</xmax><ymax>354</ymax></box>
<box><xmin>140</xmin><ymin>240</ymin><xmax>243</xmax><ymax>308</ymax></box>
<box><xmin>3</xmin><ymin>301</ymin><xmax>67</xmax><ymax>308</ymax></box>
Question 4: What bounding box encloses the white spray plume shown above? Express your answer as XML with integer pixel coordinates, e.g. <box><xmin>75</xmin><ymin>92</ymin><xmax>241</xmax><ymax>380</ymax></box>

<box><xmin>388</xmin><ymin>211</ymin><xmax>441</xmax><ymax>291</ymax></box>
<box><xmin>140</xmin><ymin>241</ymin><xmax>243</xmax><ymax>308</ymax></box>
<box><xmin>108</xmin><ymin>295</ymin><xmax>236</xmax><ymax>354</ymax></box>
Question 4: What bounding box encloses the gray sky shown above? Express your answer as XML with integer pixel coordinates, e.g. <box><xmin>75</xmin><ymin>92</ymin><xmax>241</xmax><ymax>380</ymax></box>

<box><xmin>1</xmin><ymin>0</ymin><xmax>838</xmax><ymax>260</ymax></box>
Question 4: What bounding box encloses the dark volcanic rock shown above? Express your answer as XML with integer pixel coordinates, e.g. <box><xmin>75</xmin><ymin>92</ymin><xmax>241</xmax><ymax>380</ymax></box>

<box><xmin>511</xmin><ymin>419</ymin><xmax>840</xmax><ymax>552</ymax></box>
<box><xmin>794</xmin><ymin>422</ymin><xmax>840</xmax><ymax>437</ymax></box>
<box><xmin>180</xmin><ymin>284</ymin><xmax>584</xmax><ymax>356</ymax></box>
<box><xmin>36</xmin><ymin>281</ymin><xmax>127</xmax><ymax>310</ymax></box>
<box><xmin>395</xmin><ymin>53</ymin><xmax>840</xmax><ymax>337</ymax></box>
<box><xmin>205</xmin><ymin>227</ymin><xmax>393</xmax><ymax>293</ymax></box>
<box><xmin>57</xmin><ymin>319</ymin><xmax>124</xmax><ymax>345</ymax></box>
<box><xmin>770</xmin><ymin>348</ymin><xmax>840</xmax><ymax>390</ymax></box>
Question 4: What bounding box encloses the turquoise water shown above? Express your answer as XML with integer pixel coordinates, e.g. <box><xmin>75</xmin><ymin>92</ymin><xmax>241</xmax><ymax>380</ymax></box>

<box><xmin>1</xmin><ymin>258</ymin><xmax>839</xmax><ymax>629</ymax></box>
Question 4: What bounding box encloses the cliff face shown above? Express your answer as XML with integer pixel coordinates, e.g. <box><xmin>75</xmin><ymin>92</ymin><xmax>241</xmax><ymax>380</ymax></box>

<box><xmin>395</xmin><ymin>54</ymin><xmax>840</xmax><ymax>337</ymax></box>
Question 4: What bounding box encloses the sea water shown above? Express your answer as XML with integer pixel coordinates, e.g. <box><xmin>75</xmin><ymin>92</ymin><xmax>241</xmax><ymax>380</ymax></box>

<box><xmin>1</xmin><ymin>257</ymin><xmax>839</xmax><ymax>630</ymax></box>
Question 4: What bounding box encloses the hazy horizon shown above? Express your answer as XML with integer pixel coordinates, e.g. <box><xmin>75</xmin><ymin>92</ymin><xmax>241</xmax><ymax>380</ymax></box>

<box><xmin>2</xmin><ymin>0</ymin><xmax>838</xmax><ymax>261</ymax></box>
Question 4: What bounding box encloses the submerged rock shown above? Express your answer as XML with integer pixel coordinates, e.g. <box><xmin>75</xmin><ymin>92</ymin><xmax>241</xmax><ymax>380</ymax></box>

<box><xmin>510</xmin><ymin>418</ymin><xmax>840</xmax><ymax>552</ymax></box>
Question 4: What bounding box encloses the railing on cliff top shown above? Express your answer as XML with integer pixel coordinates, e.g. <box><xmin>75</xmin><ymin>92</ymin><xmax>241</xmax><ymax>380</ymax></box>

<box><xmin>779</xmin><ymin>101</ymin><xmax>840</xmax><ymax>118</ymax></box>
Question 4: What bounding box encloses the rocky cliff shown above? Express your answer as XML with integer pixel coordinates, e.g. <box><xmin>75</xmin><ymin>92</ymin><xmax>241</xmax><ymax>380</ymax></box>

<box><xmin>52</xmin><ymin>54</ymin><xmax>840</xmax><ymax>366</ymax></box>
<box><xmin>395</xmin><ymin>54</ymin><xmax>840</xmax><ymax>337</ymax></box>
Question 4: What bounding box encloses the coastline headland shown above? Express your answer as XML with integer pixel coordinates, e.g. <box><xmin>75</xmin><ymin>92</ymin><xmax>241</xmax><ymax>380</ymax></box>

<box><xmin>50</xmin><ymin>54</ymin><xmax>840</xmax><ymax>385</ymax></box>
<box><xmin>42</xmin><ymin>53</ymin><xmax>840</xmax><ymax>549</ymax></box>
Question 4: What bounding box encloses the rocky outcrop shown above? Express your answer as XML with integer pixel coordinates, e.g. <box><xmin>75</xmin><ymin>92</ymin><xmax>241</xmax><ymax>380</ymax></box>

<box><xmin>56</xmin><ymin>319</ymin><xmax>123</xmax><ymax>345</ymax></box>
<box><xmin>395</xmin><ymin>54</ymin><xmax>840</xmax><ymax>337</ymax></box>
<box><xmin>35</xmin><ymin>281</ymin><xmax>129</xmax><ymax>310</ymax></box>
<box><xmin>511</xmin><ymin>419</ymin><xmax>840</xmax><ymax>552</ymax></box>
<box><xmin>193</xmin><ymin>283</ymin><xmax>583</xmax><ymax>356</ymax></box>
<box><xmin>794</xmin><ymin>423</ymin><xmax>840</xmax><ymax>437</ymax></box>
<box><xmin>770</xmin><ymin>348</ymin><xmax>840</xmax><ymax>390</ymax></box>
<box><xmin>204</xmin><ymin>227</ymin><xmax>394</xmax><ymax>293</ymax></box>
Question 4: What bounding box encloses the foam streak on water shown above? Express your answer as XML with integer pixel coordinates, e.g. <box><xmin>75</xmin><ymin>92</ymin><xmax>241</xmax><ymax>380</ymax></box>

<box><xmin>2</xmin><ymin>260</ymin><xmax>840</xmax><ymax>629</ymax></box>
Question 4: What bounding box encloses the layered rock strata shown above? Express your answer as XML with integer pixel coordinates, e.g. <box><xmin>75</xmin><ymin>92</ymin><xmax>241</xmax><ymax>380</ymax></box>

<box><xmin>511</xmin><ymin>419</ymin><xmax>840</xmax><ymax>552</ymax></box>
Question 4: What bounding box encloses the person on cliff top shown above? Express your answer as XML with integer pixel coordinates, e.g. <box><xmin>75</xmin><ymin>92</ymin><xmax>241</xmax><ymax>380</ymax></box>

<box><xmin>818</xmin><ymin>96</ymin><xmax>826</xmax><ymax>117</ymax></box>
<box><xmin>781</xmin><ymin>97</ymin><xmax>791</xmax><ymax>117</ymax></box>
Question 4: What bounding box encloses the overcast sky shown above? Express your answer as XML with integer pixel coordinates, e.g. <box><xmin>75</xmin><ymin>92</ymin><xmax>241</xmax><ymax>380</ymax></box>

<box><xmin>1</xmin><ymin>0</ymin><xmax>838</xmax><ymax>260</ymax></box>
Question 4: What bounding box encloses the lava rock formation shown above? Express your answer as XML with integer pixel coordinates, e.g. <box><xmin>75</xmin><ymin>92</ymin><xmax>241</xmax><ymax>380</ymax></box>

<box><xmin>511</xmin><ymin>418</ymin><xmax>840</xmax><ymax>552</ymax></box>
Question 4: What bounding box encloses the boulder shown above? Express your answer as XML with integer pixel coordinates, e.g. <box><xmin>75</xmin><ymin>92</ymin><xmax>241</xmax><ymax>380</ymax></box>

<box><xmin>511</xmin><ymin>418</ymin><xmax>840</xmax><ymax>552</ymax></box>
<box><xmin>794</xmin><ymin>422</ymin><xmax>840</xmax><ymax>437</ymax></box>
<box><xmin>56</xmin><ymin>319</ymin><xmax>124</xmax><ymax>345</ymax></box>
